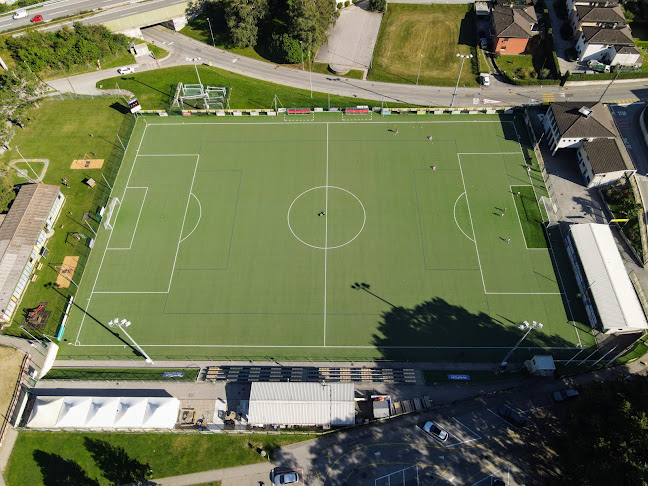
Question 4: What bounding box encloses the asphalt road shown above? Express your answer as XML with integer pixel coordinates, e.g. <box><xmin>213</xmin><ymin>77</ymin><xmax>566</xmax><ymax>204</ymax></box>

<box><xmin>0</xmin><ymin>0</ymin><xmax>188</xmax><ymax>34</ymax></box>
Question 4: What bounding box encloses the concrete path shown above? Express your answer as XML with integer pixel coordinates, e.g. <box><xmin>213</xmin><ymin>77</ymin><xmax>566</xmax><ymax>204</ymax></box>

<box><xmin>148</xmin><ymin>461</ymin><xmax>274</xmax><ymax>486</ymax></box>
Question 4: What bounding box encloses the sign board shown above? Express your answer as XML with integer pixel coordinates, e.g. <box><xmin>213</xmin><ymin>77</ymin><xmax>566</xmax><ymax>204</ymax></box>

<box><xmin>162</xmin><ymin>372</ymin><xmax>185</xmax><ymax>378</ymax></box>
<box><xmin>447</xmin><ymin>374</ymin><xmax>471</xmax><ymax>381</ymax></box>
<box><xmin>128</xmin><ymin>98</ymin><xmax>141</xmax><ymax>113</ymax></box>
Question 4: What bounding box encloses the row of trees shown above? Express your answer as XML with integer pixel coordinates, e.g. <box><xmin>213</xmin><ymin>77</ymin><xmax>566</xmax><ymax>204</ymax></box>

<box><xmin>2</xmin><ymin>22</ymin><xmax>131</xmax><ymax>73</ymax></box>
<box><xmin>187</xmin><ymin>0</ymin><xmax>338</xmax><ymax>63</ymax></box>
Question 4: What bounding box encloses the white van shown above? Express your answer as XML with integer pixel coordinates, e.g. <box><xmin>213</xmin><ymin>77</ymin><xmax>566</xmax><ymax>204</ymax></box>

<box><xmin>13</xmin><ymin>9</ymin><xmax>27</xmax><ymax>20</ymax></box>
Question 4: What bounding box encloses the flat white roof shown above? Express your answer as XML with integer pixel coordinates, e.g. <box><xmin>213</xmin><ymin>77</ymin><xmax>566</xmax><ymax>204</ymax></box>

<box><xmin>570</xmin><ymin>224</ymin><xmax>648</xmax><ymax>332</ymax></box>
<box><xmin>248</xmin><ymin>382</ymin><xmax>355</xmax><ymax>426</ymax></box>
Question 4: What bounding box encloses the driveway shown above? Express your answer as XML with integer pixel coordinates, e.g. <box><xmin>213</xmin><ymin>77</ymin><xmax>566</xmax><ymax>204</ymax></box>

<box><xmin>543</xmin><ymin>0</ymin><xmax>582</xmax><ymax>74</ymax></box>
<box><xmin>314</xmin><ymin>1</ymin><xmax>383</xmax><ymax>75</ymax></box>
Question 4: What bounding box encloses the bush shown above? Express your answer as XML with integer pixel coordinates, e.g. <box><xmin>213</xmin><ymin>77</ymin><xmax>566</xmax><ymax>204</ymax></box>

<box><xmin>370</xmin><ymin>0</ymin><xmax>386</xmax><ymax>12</ymax></box>
<box><xmin>353</xmin><ymin>0</ymin><xmax>358</xmax><ymax>3</ymax></box>
<box><xmin>344</xmin><ymin>0</ymin><xmax>350</xmax><ymax>6</ymax></box>
<box><xmin>337</xmin><ymin>2</ymin><xmax>343</xmax><ymax>7</ymax></box>
<box><xmin>270</xmin><ymin>33</ymin><xmax>303</xmax><ymax>64</ymax></box>
<box><xmin>538</xmin><ymin>67</ymin><xmax>551</xmax><ymax>79</ymax></box>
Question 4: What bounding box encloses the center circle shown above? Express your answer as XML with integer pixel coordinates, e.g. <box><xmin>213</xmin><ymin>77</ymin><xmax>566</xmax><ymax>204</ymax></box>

<box><xmin>287</xmin><ymin>186</ymin><xmax>366</xmax><ymax>250</ymax></box>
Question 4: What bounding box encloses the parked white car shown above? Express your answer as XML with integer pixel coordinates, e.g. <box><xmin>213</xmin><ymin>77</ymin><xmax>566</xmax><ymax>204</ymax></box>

<box><xmin>422</xmin><ymin>421</ymin><xmax>448</xmax><ymax>442</ymax></box>
<box><xmin>117</xmin><ymin>67</ymin><xmax>135</xmax><ymax>75</ymax></box>
<box><xmin>480</xmin><ymin>73</ymin><xmax>491</xmax><ymax>86</ymax></box>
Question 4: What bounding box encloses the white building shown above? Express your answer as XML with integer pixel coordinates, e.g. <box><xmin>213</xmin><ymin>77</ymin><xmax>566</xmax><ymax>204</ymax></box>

<box><xmin>0</xmin><ymin>184</ymin><xmax>65</xmax><ymax>324</ymax></box>
<box><xmin>566</xmin><ymin>224</ymin><xmax>648</xmax><ymax>334</ymax></box>
<box><xmin>248</xmin><ymin>382</ymin><xmax>355</xmax><ymax>427</ymax></box>
<box><xmin>543</xmin><ymin>102</ymin><xmax>635</xmax><ymax>186</ymax></box>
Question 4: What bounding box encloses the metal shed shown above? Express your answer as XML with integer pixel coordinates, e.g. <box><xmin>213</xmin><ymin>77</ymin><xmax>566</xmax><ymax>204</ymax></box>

<box><xmin>248</xmin><ymin>382</ymin><xmax>355</xmax><ymax>427</ymax></box>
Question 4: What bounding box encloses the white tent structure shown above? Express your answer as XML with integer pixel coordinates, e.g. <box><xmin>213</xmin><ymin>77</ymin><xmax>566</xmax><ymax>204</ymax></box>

<box><xmin>248</xmin><ymin>382</ymin><xmax>355</xmax><ymax>427</ymax></box>
<box><xmin>25</xmin><ymin>396</ymin><xmax>180</xmax><ymax>430</ymax></box>
<box><xmin>114</xmin><ymin>397</ymin><xmax>147</xmax><ymax>428</ymax></box>
<box><xmin>568</xmin><ymin>223</ymin><xmax>648</xmax><ymax>333</ymax></box>
<box><xmin>56</xmin><ymin>397</ymin><xmax>91</xmax><ymax>427</ymax></box>
<box><xmin>26</xmin><ymin>397</ymin><xmax>63</xmax><ymax>428</ymax></box>
<box><xmin>85</xmin><ymin>397</ymin><xmax>120</xmax><ymax>428</ymax></box>
<box><xmin>142</xmin><ymin>397</ymin><xmax>180</xmax><ymax>429</ymax></box>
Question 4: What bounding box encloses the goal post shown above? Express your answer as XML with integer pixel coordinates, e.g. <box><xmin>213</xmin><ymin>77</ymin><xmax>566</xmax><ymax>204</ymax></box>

<box><xmin>103</xmin><ymin>197</ymin><xmax>120</xmax><ymax>230</ymax></box>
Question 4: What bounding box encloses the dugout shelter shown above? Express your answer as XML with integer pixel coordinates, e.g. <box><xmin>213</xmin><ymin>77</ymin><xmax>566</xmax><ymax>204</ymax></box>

<box><xmin>566</xmin><ymin>223</ymin><xmax>648</xmax><ymax>334</ymax></box>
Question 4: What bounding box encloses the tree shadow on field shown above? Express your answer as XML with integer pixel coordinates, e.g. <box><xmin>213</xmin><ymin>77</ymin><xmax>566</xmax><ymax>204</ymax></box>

<box><xmin>372</xmin><ymin>296</ymin><xmax>578</xmax><ymax>363</ymax></box>
<box><xmin>33</xmin><ymin>450</ymin><xmax>99</xmax><ymax>486</ymax></box>
<box><xmin>458</xmin><ymin>10</ymin><xmax>477</xmax><ymax>47</ymax></box>
<box><xmin>84</xmin><ymin>437</ymin><xmax>153</xmax><ymax>484</ymax></box>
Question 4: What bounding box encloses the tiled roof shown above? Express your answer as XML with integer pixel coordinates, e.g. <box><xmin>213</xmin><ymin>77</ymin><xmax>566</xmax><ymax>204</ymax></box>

<box><xmin>549</xmin><ymin>101</ymin><xmax>617</xmax><ymax>138</ymax></box>
<box><xmin>582</xmin><ymin>138</ymin><xmax>633</xmax><ymax>174</ymax></box>
<box><xmin>582</xmin><ymin>25</ymin><xmax>634</xmax><ymax>45</ymax></box>
<box><xmin>615</xmin><ymin>45</ymin><xmax>640</xmax><ymax>55</ymax></box>
<box><xmin>575</xmin><ymin>5</ymin><xmax>626</xmax><ymax>24</ymax></box>
<box><xmin>492</xmin><ymin>5</ymin><xmax>538</xmax><ymax>38</ymax></box>
<box><xmin>0</xmin><ymin>184</ymin><xmax>61</xmax><ymax>314</ymax></box>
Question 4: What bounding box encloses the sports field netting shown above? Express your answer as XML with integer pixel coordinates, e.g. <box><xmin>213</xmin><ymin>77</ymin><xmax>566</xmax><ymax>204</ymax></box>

<box><xmin>62</xmin><ymin>114</ymin><xmax>594</xmax><ymax>361</ymax></box>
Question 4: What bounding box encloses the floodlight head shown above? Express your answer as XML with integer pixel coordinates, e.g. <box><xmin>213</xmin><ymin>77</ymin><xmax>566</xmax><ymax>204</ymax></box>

<box><xmin>124</xmin><ymin>321</ymin><xmax>131</xmax><ymax>327</ymax></box>
<box><xmin>518</xmin><ymin>324</ymin><xmax>526</xmax><ymax>330</ymax></box>
<box><xmin>537</xmin><ymin>323</ymin><xmax>543</xmax><ymax>329</ymax></box>
<box><xmin>469</xmin><ymin>54</ymin><xmax>473</xmax><ymax>58</ymax></box>
<box><xmin>120</xmin><ymin>319</ymin><xmax>128</xmax><ymax>326</ymax></box>
<box><xmin>456</xmin><ymin>53</ymin><xmax>460</xmax><ymax>57</ymax></box>
<box><xmin>523</xmin><ymin>320</ymin><xmax>530</xmax><ymax>327</ymax></box>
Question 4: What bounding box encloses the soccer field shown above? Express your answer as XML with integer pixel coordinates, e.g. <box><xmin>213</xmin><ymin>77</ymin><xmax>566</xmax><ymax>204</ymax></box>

<box><xmin>62</xmin><ymin>113</ymin><xmax>594</xmax><ymax>362</ymax></box>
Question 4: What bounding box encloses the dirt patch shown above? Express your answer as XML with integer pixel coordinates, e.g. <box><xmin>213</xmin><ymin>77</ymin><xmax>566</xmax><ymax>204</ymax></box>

<box><xmin>0</xmin><ymin>347</ymin><xmax>25</xmax><ymax>420</ymax></box>
<box><xmin>70</xmin><ymin>158</ymin><xmax>104</xmax><ymax>169</ymax></box>
<box><xmin>55</xmin><ymin>256</ymin><xmax>79</xmax><ymax>288</ymax></box>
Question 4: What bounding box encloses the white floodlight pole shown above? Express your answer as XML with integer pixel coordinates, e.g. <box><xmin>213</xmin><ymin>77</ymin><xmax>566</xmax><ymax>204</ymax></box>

<box><xmin>188</xmin><ymin>58</ymin><xmax>202</xmax><ymax>86</ymax></box>
<box><xmin>108</xmin><ymin>318</ymin><xmax>154</xmax><ymax>364</ymax></box>
<box><xmin>206</xmin><ymin>17</ymin><xmax>216</xmax><ymax>47</ymax></box>
<box><xmin>500</xmin><ymin>320</ymin><xmax>543</xmax><ymax>369</ymax></box>
<box><xmin>416</xmin><ymin>53</ymin><xmax>423</xmax><ymax>85</ymax></box>
<box><xmin>299</xmin><ymin>41</ymin><xmax>305</xmax><ymax>71</ymax></box>
<box><xmin>451</xmin><ymin>53</ymin><xmax>472</xmax><ymax>108</ymax></box>
<box><xmin>308</xmin><ymin>50</ymin><xmax>313</xmax><ymax>98</ymax></box>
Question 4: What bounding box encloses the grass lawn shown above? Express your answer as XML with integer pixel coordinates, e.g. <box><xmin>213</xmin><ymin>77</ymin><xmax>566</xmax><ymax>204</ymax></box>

<box><xmin>369</xmin><ymin>4</ymin><xmax>478</xmax><ymax>87</ymax></box>
<box><xmin>616</xmin><ymin>335</ymin><xmax>648</xmax><ymax>364</ymax></box>
<box><xmin>0</xmin><ymin>98</ymin><xmax>131</xmax><ymax>338</ymax></box>
<box><xmin>5</xmin><ymin>431</ymin><xmax>313</xmax><ymax>486</ymax></box>
<box><xmin>498</xmin><ymin>54</ymin><xmax>535</xmax><ymax>79</ymax></box>
<box><xmin>511</xmin><ymin>185</ymin><xmax>547</xmax><ymax>249</ymax></box>
<box><xmin>42</xmin><ymin>368</ymin><xmax>199</xmax><ymax>381</ymax></box>
<box><xmin>61</xmin><ymin>114</ymin><xmax>593</xmax><ymax>362</ymax></box>
<box><xmin>97</xmin><ymin>65</ymin><xmax>405</xmax><ymax>110</ymax></box>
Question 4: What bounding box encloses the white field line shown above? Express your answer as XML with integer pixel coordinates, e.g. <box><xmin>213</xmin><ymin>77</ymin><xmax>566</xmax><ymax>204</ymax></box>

<box><xmin>92</xmin><ymin>291</ymin><xmax>168</xmax><ymax>294</ymax></box>
<box><xmin>137</xmin><ymin>154</ymin><xmax>200</xmax><ymax>157</ymax></box>
<box><xmin>75</xmin><ymin>123</ymin><xmax>149</xmax><ymax>345</ymax></box>
<box><xmin>71</xmin><ymin>343</ymin><xmax>584</xmax><ymax>348</ymax></box>
<box><xmin>168</xmin><ymin>156</ymin><xmax>201</xmax><ymax>293</ymax></box>
<box><xmin>509</xmin><ymin>185</ymin><xmax>543</xmax><ymax>251</ymax></box>
<box><xmin>458</xmin><ymin>152</ymin><xmax>521</xmax><ymax>155</ymax></box>
<box><xmin>457</xmin><ymin>155</ymin><xmax>487</xmax><ymax>295</ymax></box>
<box><xmin>453</xmin><ymin>192</ymin><xmax>475</xmax><ymax>243</ymax></box>
<box><xmin>324</xmin><ymin>123</ymin><xmax>329</xmax><ymax>347</ymax></box>
<box><xmin>106</xmin><ymin>187</ymin><xmax>148</xmax><ymax>251</ymax></box>
<box><xmin>179</xmin><ymin>193</ymin><xmax>202</xmax><ymax>244</ymax></box>
<box><xmin>142</xmin><ymin>120</ymin><xmax>510</xmax><ymax>127</ymax></box>
<box><xmin>485</xmin><ymin>292</ymin><xmax>562</xmax><ymax>295</ymax></box>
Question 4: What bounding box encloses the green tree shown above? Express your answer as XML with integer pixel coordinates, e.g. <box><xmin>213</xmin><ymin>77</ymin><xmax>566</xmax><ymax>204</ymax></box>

<box><xmin>270</xmin><ymin>33</ymin><xmax>303</xmax><ymax>63</ymax></box>
<box><xmin>0</xmin><ymin>177</ymin><xmax>15</xmax><ymax>213</ymax></box>
<box><xmin>370</xmin><ymin>0</ymin><xmax>386</xmax><ymax>12</ymax></box>
<box><xmin>289</xmin><ymin>0</ymin><xmax>336</xmax><ymax>52</ymax></box>
<box><xmin>224</xmin><ymin>0</ymin><xmax>268</xmax><ymax>48</ymax></box>
<box><xmin>0</xmin><ymin>65</ymin><xmax>42</xmax><ymax>129</ymax></box>
<box><xmin>556</xmin><ymin>377</ymin><xmax>648</xmax><ymax>485</ymax></box>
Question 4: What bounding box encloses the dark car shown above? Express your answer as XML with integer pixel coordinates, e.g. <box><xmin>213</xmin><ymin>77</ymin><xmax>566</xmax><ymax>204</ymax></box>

<box><xmin>498</xmin><ymin>405</ymin><xmax>527</xmax><ymax>427</ymax></box>
<box><xmin>553</xmin><ymin>388</ymin><xmax>579</xmax><ymax>402</ymax></box>
<box><xmin>30</xmin><ymin>14</ymin><xmax>43</xmax><ymax>22</ymax></box>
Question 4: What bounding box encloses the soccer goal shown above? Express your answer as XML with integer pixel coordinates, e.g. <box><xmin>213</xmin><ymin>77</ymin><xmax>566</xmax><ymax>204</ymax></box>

<box><xmin>103</xmin><ymin>197</ymin><xmax>120</xmax><ymax>230</ymax></box>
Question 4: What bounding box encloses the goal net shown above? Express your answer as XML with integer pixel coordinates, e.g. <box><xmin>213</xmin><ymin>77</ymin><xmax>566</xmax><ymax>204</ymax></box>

<box><xmin>103</xmin><ymin>197</ymin><xmax>120</xmax><ymax>230</ymax></box>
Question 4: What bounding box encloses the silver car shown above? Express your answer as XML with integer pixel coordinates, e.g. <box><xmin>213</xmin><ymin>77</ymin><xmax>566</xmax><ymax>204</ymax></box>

<box><xmin>422</xmin><ymin>421</ymin><xmax>449</xmax><ymax>442</ymax></box>
<box><xmin>272</xmin><ymin>471</ymin><xmax>298</xmax><ymax>485</ymax></box>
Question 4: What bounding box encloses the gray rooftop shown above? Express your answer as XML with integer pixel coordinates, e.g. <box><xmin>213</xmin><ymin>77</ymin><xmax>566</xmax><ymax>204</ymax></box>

<box><xmin>582</xmin><ymin>25</ymin><xmax>634</xmax><ymax>45</ymax></box>
<box><xmin>492</xmin><ymin>5</ymin><xmax>538</xmax><ymax>38</ymax></box>
<box><xmin>575</xmin><ymin>5</ymin><xmax>626</xmax><ymax>24</ymax></box>
<box><xmin>0</xmin><ymin>184</ymin><xmax>61</xmax><ymax>316</ymax></box>
<box><xmin>582</xmin><ymin>138</ymin><xmax>633</xmax><ymax>174</ymax></box>
<box><xmin>549</xmin><ymin>101</ymin><xmax>618</xmax><ymax>139</ymax></box>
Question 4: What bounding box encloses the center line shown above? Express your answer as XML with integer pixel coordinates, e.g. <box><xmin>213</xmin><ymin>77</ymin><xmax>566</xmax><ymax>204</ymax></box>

<box><xmin>324</xmin><ymin>123</ymin><xmax>329</xmax><ymax>346</ymax></box>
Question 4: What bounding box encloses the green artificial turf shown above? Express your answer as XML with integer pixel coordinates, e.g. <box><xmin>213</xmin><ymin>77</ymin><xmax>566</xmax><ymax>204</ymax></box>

<box><xmin>41</xmin><ymin>368</ymin><xmax>199</xmax><ymax>381</ymax></box>
<box><xmin>511</xmin><ymin>185</ymin><xmax>547</xmax><ymax>249</ymax></box>
<box><xmin>97</xmin><ymin>66</ymin><xmax>404</xmax><ymax>111</ymax></box>
<box><xmin>60</xmin><ymin>113</ymin><xmax>594</xmax><ymax>362</ymax></box>
<box><xmin>5</xmin><ymin>431</ymin><xmax>312</xmax><ymax>486</ymax></box>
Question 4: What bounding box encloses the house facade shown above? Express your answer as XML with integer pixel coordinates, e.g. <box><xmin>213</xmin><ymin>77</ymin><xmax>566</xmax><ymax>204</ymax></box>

<box><xmin>544</xmin><ymin>102</ymin><xmax>635</xmax><ymax>187</ymax></box>
<box><xmin>491</xmin><ymin>4</ymin><xmax>539</xmax><ymax>54</ymax></box>
<box><xmin>567</xmin><ymin>0</ymin><xmax>641</xmax><ymax>66</ymax></box>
